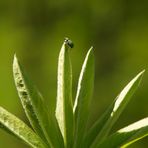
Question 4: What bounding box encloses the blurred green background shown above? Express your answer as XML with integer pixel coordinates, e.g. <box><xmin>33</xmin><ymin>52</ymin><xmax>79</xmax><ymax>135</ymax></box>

<box><xmin>0</xmin><ymin>0</ymin><xmax>148</xmax><ymax>147</ymax></box>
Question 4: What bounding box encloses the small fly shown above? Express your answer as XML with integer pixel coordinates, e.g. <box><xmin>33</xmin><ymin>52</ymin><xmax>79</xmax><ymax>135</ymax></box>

<box><xmin>64</xmin><ymin>37</ymin><xmax>74</xmax><ymax>48</ymax></box>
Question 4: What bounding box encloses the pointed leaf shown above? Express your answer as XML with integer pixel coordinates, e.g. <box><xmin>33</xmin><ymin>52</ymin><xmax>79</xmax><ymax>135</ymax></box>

<box><xmin>13</xmin><ymin>55</ymin><xmax>64</xmax><ymax>148</ymax></box>
<box><xmin>73</xmin><ymin>47</ymin><xmax>94</xmax><ymax>148</ymax></box>
<box><xmin>0</xmin><ymin>107</ymin><xmax>47</xmax><ymax>148</ymax></box>
<box><xmin>98</xmin><ymin>117</ymin><xmax>148</xmax><ymax>148</ymax></box>
<box><xmin>88</xmin><ymin>70</ymin><xmax>145</xmax><ymax>148</ymax></box>
<box><xmin>55</xmin><ymin>41</ymin><xmax>74</xmax><ymax>147</ymax></box>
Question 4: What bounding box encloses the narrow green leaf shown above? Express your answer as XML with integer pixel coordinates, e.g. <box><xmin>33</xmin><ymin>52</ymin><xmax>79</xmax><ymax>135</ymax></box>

<box><xmin>55</xmin><ymin>41</ymin><xmax>74</xmax><ymax>147</ymax></box>
<box><xmin>88</xmin><ymin>70</ymin><xmax>145</xmax><ymax>148</ymax></box>
<box><xmin>13</xmin><ymin>55</ymin><xmax>64</xmax><ymax>148</ymax></box>
<box><xmin>73</xmin><ymin>47</ymin><xmax>94</xmax><ymax>148</ymax></box>
<box><xmin>83</xmin><ymin>104</ymin><xmax>114</xmax><ymax>147</ymax></box>
<box><xmin>98</xmin><ymin>117</ymin><xmax>148</xmax><ymax>148</ymax></box>
<box><xmin>0</xmin><ymin>107</ymin><xmax>47</xmax><ymax>148</ymax></box>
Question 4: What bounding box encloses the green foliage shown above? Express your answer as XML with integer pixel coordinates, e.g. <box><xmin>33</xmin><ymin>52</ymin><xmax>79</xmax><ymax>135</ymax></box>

<box><xmin>13</xmin><ymin>55</ymin><xmax>64</xmax><ymax>148</ymax></box>
<box><xmin>73</xmin><ymin>47</ymin><xmax>94</xmax><ymax>148</ymax></box>
<box><xmin>98</xmin><ymin>117</ymin><xmax>148</xmax><ymax>148</ymax></box>
<box><xmin>0</xmin><ymin>107</ymin><xmax>47</xmax><ymax>148</ymax></box>
<box><xmin>0</xmin><ymin>39</ymin><xmax>148</xmax><ymax>148</ymax></box>
<box><xmin>55</xmin><ymin>42</ymin><xmax>74</xmax><ymax>147</ymax></box>
<box><xmin>86</xmin><ymin>70</ymin><xmax>144</xmax><ymax>148</ymax></box>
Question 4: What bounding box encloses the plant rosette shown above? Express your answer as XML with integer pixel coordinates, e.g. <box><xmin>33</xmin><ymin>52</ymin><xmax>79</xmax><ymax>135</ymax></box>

<box><xmin>0</xmin><ymin>38</ymin><xmax>148</xmax><ymax>148</ymax></box>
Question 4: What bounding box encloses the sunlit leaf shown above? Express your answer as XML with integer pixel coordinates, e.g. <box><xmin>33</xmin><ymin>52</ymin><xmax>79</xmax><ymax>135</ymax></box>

<box><xmin>13</xmin><ymin>55</ymin><xmax>64</xmax><ymax>148</ymax></box>
<box><xmin>0</xmin><ymin>107</ymin><xmax>47</xmax><ymax>148</ymax></box>
<box><xmin>98</xmin><ymin>117</ymin><xmax>148</xmax><ymax>148</ymax></box>
<box><xmin>88</xmin><ymin>70</ymin><xmax>145</xmax><ymax>148</ymax></box>
<box><xmin>73</xmin><ymin>47</ymin><xmax>94</xmax><ymax>148</ymax></box>
<box><xmin>55</xmin><ymin>41</ymin><xmax>74</xmax><ymax>147</ymax></box>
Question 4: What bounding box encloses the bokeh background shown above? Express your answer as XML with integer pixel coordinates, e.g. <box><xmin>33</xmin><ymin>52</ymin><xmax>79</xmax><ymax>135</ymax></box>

<box><xmin>0</xmin><ymin>0</ymin><xmax>148</xmax><ymax>147</ymax></box>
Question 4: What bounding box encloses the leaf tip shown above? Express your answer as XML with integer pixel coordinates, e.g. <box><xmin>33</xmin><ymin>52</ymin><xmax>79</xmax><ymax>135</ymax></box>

<box><xmin>86</xmin><ymin>46</ymin><xmax>94</xmax><ymax>58</ymax></box>
<box><xmin>13</xmin><ymin>54</ymin><xmax>18</xmax><ymax>66</ymax></box>
<box><xmin>140</xmin><ymin>69</ymin><xmax>145</xmax><ymax>75</ymax></box>
<box><xmin>89</xmin><ymin>46</ymin><xmax>94</xmax><ymax>52</ymax></box>
<box><xmin>13</xmin><ymin>54</ymin><xmax>21</xmax><ymax>78</ymax></box>
<box><xmin>136</xmin><ymin>69</ymin><xmax>145</xmax><ymax>81</ymax></box>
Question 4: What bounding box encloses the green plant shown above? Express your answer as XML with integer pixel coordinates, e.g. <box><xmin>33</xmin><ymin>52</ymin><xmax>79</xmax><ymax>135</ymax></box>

<box><xmin>0</xmin><ymin>38</ymin><xmax>148</xmax><ymax>148</ymax></box>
